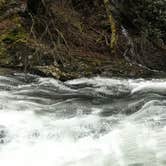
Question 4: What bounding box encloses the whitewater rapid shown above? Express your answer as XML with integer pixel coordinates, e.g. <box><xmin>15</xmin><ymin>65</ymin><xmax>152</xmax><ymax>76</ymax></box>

<box><xmin>0</xmin><ymin>74</ymin><xmax>166</xmax><ymax>166</ymax></box>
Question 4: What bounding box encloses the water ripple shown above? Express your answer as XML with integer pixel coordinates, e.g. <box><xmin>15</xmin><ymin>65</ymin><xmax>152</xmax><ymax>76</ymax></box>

<box><xmin>0</xmin><ymin>74</ymin><xmax>166</xmax><ymax>165</ymax></box>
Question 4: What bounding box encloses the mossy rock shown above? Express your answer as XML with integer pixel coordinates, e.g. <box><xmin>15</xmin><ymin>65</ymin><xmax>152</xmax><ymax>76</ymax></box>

<box><xmin>0</xmin><ymin>12</ymin><xmax>29</xmax><ymax>66</ymax></box>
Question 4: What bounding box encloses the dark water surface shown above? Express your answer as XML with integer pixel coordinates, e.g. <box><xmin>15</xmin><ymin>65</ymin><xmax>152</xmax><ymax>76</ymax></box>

<box><xmin>0</xmin><ymin>73</ymin><xmax>166</xmax><ymax>166</ymax></box>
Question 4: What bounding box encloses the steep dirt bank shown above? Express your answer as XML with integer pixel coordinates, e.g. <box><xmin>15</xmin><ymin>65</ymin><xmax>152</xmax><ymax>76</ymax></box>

<box><xmin>0</xmin><ymin>0</ymin><xmax>166</xmax><ymax>80</ymax></box>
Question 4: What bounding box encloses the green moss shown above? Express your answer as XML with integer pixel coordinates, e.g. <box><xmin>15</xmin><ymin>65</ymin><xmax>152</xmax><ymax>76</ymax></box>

<box><xmin>0</xmin><ymin>14</ymin><xmax>29</xmax><ymax>66</ymax></box>
<box><xmin>0</xmin><ymin>0</ymin><xmax>7</xmax><ymax>8</ymax></box>
<box><xmin>0</xmin><ymin>45</ymin><xmax>6</xmax><ymax>56</ymax></box>
<box><xmin>0</xmin><ymin>44</ymin><xmax>12</xmax><ymax>65</ymax></box>
<box><xmin>0</xmin><ymin>14</ymin><xmax>28</xmax><ymax>43</ymax></box>
<box><xmin>1</xmin><ymin>26</ymin><xmax>28</xmax><ymax>45</ymax></box>
<box><xmin>0</xmin><ymin>18</ymin><xmax>27</xmax><ymax>46</ymax></box>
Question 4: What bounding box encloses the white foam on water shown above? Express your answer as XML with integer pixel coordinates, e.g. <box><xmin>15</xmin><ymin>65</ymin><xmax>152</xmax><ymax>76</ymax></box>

<box><xmin>67</xmin><ymin>77</ymin><xmax>166</xmax><ymax>96</ymax></box>
<box><xmin>130</xmin><ymin>81</ymin><xmax>166</xmax><ymax>94</ymax></box>
<box><xmin>0</xmin><ymin>76</ymin><xmax>166</xmax><ymax>166</ymax></box>
<box><xmin>37</xmin><ymin>77</ymin><xmax>74</xmax><ymax>91</ymax></box>
<box><xmin>1</xmin><ymin>109</ymin><xmax>166</xmax><ymax>166</ymax></box>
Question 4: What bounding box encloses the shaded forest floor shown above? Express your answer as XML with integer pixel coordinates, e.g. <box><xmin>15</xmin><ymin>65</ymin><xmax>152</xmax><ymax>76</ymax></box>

<box><xmin>0</xmin><ymin>0</ymin><xmax>166</xmax><ymax>80</ymax></box>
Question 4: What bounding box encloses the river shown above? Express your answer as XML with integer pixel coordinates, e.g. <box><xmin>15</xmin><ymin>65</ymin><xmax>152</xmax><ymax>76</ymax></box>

<box><xmin>0</xmin><ymin>73</ymin><xmax>166</xmax><ymax>166</ymax></box>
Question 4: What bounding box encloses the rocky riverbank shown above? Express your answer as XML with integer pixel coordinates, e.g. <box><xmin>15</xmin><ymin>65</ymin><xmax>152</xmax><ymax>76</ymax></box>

<box><xmin>0</xmin><ymin>0</ymin><xmax>166</xmax><ymax>80</ymax></box>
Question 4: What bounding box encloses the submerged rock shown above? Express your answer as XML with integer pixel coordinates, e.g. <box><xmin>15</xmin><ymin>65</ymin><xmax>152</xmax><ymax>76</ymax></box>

<box><xmin>0</xmin><ymin>126</ymin><xmax>8</xmax><ymax>144</ymax></box>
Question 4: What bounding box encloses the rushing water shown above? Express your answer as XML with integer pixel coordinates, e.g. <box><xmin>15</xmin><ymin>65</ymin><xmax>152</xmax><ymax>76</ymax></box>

<box><xmin>0</xmin><ymin>74</ymin><xmax>166</xmax><ymax>166</ymax></box>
